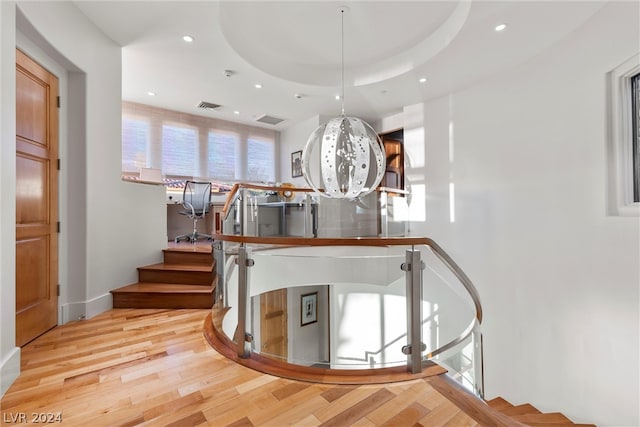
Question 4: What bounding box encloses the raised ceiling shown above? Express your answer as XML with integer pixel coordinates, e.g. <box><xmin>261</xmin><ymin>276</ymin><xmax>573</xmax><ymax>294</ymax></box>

<box><xmin>72</xmin><ymin>1</ymin><xmax>607</xmax><ymax>130</ymax></box>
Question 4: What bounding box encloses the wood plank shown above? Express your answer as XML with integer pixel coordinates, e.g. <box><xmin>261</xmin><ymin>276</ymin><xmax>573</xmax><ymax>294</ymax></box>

<box><xmin>487</xmin><ymin>396</ymin><xmax>514</xmax><ymax>411</ymax></box>
<box><xmin>501</xmin><ymin>403</ymin><xmax>541</xmax><ymax>416</ymax></box>
<box><xmin>0</xmin><ymin>309</ymin><xmax>590</xmax><ymax>427</ymax></box>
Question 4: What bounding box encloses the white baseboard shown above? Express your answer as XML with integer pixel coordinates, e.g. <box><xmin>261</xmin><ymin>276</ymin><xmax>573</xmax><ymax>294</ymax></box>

<box><xmin>0</xmin><ymin>346</ymin><xmax>20</xmax><ymax>398</ymax></box>
<box><xmin>61</xmin><ymin>292</ymin><xmax>112</xmax><ymax>323</ymax></box>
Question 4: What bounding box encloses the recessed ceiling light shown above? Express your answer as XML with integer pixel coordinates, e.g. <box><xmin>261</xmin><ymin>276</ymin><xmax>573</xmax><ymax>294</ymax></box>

<box><xmin>147</xmin><ymin>91</ymin><xmax>156</xmax><ymax>96</ymax></box>
<box><xmin>234</xmin><ymin>110</ymin><xmax>240</xmax><ymax>115</ymax></box>
<box><xmin>182</xmin><ymin>35</ymin><xmax>194</xmax><ymax>43</ymax></box>
<box><xmin>294</xmin><ymin>93</ymin><xmax>302</xmax><ymax>99</ymax></box>
<box><xmin>495</xmin><ymin>23</ymin><xmax>507</xmax><ymax>32</ymax></box>
<box><xmin>419</xmin><ymin>77</ymin><xmax>427</xmax><ymax>83</ymax></box>
<box><xmin>255</xmin><ymin>84</ymin><xmax>263</xmax><ymax>89</ymax></box>
<box><xmin>335</xmin><ymin>94</ymin><xmax>341</xmax><ymax>100</ymax></box>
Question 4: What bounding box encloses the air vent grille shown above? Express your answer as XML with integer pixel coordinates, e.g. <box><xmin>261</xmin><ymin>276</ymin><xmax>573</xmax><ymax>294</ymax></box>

<box><xmin>256</xmin><ymin>114</ymin><xmax>285</xmax><ymax>125</ymax></box>
<box><xmin>197</xmin><ymin>101</ymin><xmax>221</xmax><ymax>110</ymax></box>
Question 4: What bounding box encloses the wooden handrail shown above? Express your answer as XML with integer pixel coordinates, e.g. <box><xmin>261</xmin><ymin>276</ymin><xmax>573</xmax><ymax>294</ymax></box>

<box><xmin>211</xmin><ymin>233</ymin><xmax>431</xmax><ymax>247</ymax></box>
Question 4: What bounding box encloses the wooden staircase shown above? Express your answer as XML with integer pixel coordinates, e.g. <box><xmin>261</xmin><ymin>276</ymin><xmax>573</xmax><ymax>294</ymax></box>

<box><xmin>485</xmin><ymin>396</ymin><xmax>595</xmax><ymax>427</ymax></box>
<box><xmin>111</xmin><ymin>245</ymin><xmax>216</xmax><ymax>309</ymax></box>
<box><xmin>427</xmin><ymin>374</ymin><xmax>594</xmax><ymax>427</ymax></box>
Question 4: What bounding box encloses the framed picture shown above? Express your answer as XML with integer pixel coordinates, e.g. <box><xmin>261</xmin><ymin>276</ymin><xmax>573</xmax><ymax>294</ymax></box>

<box><xmin>301</xmin><ymin>292</ymin><xmax>318</xmax><ymax>326</ymax></box>
<box><xmin>291</xmin><ymin>150</ymin><xmax>303</xmax><ymax>178</ymax></box>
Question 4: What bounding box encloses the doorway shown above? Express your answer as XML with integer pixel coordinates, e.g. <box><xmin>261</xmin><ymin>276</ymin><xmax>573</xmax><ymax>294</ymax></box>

<box><xmin>260</xmin><ymin>288</ymin><xmax>288</xmax><ymax>359</ymax></box>
<box><xmin>15</xmin><ymin>48</ymin><xmax>59</xmax><ymax>346</ymax></box>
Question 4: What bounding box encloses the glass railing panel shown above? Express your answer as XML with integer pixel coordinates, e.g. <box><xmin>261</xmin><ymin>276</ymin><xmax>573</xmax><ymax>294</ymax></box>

<box><xmin>251</xmin><ymin>245</ymin><xmax>409</xmax><ymax>369</ymax></box>
<box><xmin>417</xmin><ymin>244</ymin><xmax>483</xmax><ymax>396</ymax></box>
<box><xmin>220</xmin><ymin>186</ymin><xmax>317</xmax><ymax>238</ymax></box>
<box><xmin>218</xmin><ymin>184</ymin><xmax>411</xmax><ymax>239</ymax></box>
<box><xmin>216</xmin><ymin>242</ymin><xmax>413</xmax><ymax>369</ymax></box>
<box><xmin>431</xmin><ymin>322</ymin><xmax>483</xmax><ymax>398</ymax></box>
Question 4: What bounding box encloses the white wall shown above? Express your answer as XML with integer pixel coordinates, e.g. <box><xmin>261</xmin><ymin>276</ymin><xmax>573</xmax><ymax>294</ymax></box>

<box><xmin>0</xmin><ymin>1</ymin><xmax>20</xmax><ymax>397</ymax></box>
<box><xmin>381</xmin><ymin>3</ymin><xmax>639</xmax><ymax>425</ymax></box>
<box><xmin>1</xmin><ymin>1</ymin><xmax>167</xmax><ymax>396</ymax></box>
<box><xmin>279</xmin><ymin>115</ymin><xmax>320</xmax><ymax>186</ymax></box>
<box><xmin>287</xmin><ymin>285</ymin><xmax>329</xmax><ymax>366</ymax></box>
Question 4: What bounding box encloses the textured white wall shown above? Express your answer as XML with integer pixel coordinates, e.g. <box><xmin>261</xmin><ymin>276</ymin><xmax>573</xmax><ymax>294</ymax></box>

<box><xmin>389</xmin><ymin>3</ymin><xmax>639</xmax><ymax>425</ymax></box>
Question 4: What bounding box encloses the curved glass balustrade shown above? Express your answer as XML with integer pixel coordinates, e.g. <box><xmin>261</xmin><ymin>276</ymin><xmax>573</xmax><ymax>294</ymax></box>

<box><xmin>212</xmin><ymin>184</ymin><xmax>483</xmax><ymax>397</ymax></box>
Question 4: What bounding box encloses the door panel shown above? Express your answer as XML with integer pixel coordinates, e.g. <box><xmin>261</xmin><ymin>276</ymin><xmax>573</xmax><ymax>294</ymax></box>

<box><xmin>15</xmin><ymin>49</ymin><xmax>59</xmax><ymax>347</ymax></box>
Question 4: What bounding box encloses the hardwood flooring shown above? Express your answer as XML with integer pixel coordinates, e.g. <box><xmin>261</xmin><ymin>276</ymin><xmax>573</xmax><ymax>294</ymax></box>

<box><xmin>0</xmin><ymin>309</ymin><xmax>481</xmax><ymax>427</ymax></box>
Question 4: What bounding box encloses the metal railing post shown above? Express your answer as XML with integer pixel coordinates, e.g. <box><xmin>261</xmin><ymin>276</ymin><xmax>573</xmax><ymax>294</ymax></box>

<box><xmin>401</xmin><ymin>249</ymin><xmax>425</xmax><ymax>374</ymax></box>
<box><xmin>235</xmin><ymin>244</ymin><xmax>253</xmax><ymax>358</ymax></box>
<box><xmin>304</xmin><ymin>193</ymin><xmax>313</xmax><ymax>237</ymax></box>
<box><xmin>380</xmin><ymin>190</ymin><xmax>388</xmax><ymax>237</ymax></box>
<box><xmin>239</xmin><ymin>187</ymin><xmax>246</xmax><ymax>236</ymax></box>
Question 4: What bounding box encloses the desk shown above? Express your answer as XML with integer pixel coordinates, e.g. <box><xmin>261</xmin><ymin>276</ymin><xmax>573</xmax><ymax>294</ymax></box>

<box><xmin>254</xmin><ymin>202</ymin><xmax>317</xmax><ymax>237</ymax></box>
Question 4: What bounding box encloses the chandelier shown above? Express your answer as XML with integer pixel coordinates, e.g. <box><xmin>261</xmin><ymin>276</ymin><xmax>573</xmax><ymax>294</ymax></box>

<box><xmin>301</xmin><ymin>7</ymin><xmax>385</xmax><ymax>200</ymax></box>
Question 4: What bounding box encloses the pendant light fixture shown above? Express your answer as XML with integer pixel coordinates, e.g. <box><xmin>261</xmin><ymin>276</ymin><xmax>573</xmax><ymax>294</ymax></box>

<box><xmin>301</xmin><ymin>6</ymin><xmax>385</xmax><ymax>200</ymax></box>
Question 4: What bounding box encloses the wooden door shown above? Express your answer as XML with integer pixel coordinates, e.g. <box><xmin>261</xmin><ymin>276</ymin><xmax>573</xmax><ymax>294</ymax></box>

<box><xmin>260</xmin><ymin>289</ymin><xmax>288</xmax><ymax>359</ymax></box>
<box><xmin>381</xmin><ymin>136</ymin><xmax>404</xmax><ymax>191</ymax></box>
<box><xmin>15</xmin><ymin>49</ymin><xmax>59</xmax><ymax>347</ymax></box>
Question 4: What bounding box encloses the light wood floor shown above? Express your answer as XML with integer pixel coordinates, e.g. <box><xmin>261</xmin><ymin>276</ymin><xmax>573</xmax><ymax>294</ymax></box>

<box><xmin>1</xmin><ymin>309</ymin><xmax>481</xmax><ymax>427</ymax></box>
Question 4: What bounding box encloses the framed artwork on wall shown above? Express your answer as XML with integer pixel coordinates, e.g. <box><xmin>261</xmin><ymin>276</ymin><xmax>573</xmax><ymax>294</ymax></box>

<box><xmin>291</xmin><ymin>150</ymin><xmax>303</xmax><ymax>178</ymax></box>
<box><xmin>301</xmin><ymin>292</ymin><xmax>317</xmax><ymax>326</ymax></box>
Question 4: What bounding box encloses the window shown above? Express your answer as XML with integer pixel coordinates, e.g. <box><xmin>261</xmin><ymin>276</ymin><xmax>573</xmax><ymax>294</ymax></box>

<box><xmin>208</xmin><ymin>132</ymin><xmax>239</xmax><ymax>180</ymax></box>
<box><xmin>162</xmin><ymin>124</ymin><xmax>197</xmax><ymax>177</ymax></box>
<box><xmin>632</xmin><ymin>72</ymin><xmax>640</xmax><ymax>202</ymax></box>
<box><xmin>607</xmin><ymin>54</ymin><xmax>640</xmax><ymax>216</ymax></box>
<box><xmin>121</xmin><ymin>102</ymin><xmax>278</xmax><ymax>183</ymax></box>
<box><xmin>122</xmin><ymin>117</ymin><xmax>149</xmax><ymax>173</ymax></box>
<box><xmin>247</xmin><ymin>137</ymin><xmax>276</xmax><ymax>182</ymax></box>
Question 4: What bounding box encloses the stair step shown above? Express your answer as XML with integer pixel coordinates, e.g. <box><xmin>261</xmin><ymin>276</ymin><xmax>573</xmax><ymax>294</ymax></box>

<box><xmin>512</xmin><ymin>412</ymin><xmax>573</xmax><ymax>424</ymax></box>
<box><xmin>163</xmin><ymin>248</ymin><xmax>213</xmax><ymax>266</ymax></box>
<box><xmin>138</xmin><ymin>263</ymin><xmax>214</xmax><ymax>285</ymax></box>
<box><xmin>111</xmin><ymin>282</ymin><xmax>215</xmax><ymax>309</ymax></box>
<box><xmin>486</xmin><ymin>397</ymin><xmax>513</xmax><ymax>411</ymax></box>
<box><xmin>501</xmin><ymin>403</ymin><xmax>541</xmax><ymax>416</ymax></box>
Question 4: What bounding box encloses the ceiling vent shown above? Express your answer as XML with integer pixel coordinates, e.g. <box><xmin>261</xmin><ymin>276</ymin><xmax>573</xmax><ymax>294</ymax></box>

<box><xmin>197</xmin><ymin>101</ymin><xmax>221</xmax><ymax>110</ymax></box>
<box><xmin>255</xmin><ymin>114</ymin><xmax>285</xmax><ymax>126</ymax></box>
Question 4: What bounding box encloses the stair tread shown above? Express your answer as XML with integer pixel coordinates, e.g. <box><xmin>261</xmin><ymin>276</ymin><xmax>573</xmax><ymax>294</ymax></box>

<box><xmin>139</xmin><ymin>262</ymin><xmax>213</xmax><ymax>272</ymax></box>
<box><xmin>501</xmin><ymin>403</ymin><xmax>541</xmax><ymax>416</ymax></box>
<box><xmin>511</xmin><ymin>412</ymin><xmax>573</xmax><ymax>424</ymax></box>
<box><xmin>164</xmin><ymin>245</ymin><xmax>212</xmax><ymax>254</ymax></box>
<box><xmin>486</xmin><ymin>397</ymin><xmax>513</xmax><ymax>411</ymax></box>
<box><xmin>112</xmin><ymin>283</ymin><xmax>214</xmax><ymax>293</ymax></box>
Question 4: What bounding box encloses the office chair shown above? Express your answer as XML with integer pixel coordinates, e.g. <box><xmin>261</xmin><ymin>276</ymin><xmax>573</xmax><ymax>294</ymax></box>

<box><xmin>174</xmin><ymin>180</ymin><xmax>213</xmax><ymax>243</ymax></box>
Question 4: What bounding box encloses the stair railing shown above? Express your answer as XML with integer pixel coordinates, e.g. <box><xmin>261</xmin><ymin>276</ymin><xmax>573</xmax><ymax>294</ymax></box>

<box><xmin>213</xmin><ymin>184</ymin><xmax>484</xmax><ymax>397</ymax></box>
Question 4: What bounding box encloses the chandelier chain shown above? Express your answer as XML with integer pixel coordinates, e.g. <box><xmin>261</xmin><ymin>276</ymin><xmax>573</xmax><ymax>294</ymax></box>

<box><xmin>340</xmin><ymin>7</ymin><xmax>345</xmax><ymax>116</ymax></box>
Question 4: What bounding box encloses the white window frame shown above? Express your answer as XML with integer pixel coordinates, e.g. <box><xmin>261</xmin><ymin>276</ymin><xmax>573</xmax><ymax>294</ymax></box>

<box><xmin>607</xmin><ymin>53</ymin><xmax>640</xmax><ymax>216</ymax></box>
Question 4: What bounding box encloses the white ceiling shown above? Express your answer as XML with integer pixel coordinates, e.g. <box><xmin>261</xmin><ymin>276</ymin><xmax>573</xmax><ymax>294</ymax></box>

<box><xmin>72</xmin><ymin>0</ymin><xmax>607</xmax><ymax>130</ymax></box>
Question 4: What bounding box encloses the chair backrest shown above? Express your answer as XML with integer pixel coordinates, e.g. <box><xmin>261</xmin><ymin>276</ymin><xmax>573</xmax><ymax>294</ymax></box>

<box><xmin>182</xmin><ymin>181</ymin><xmax>212</xmax><ymax>216</ymax></box>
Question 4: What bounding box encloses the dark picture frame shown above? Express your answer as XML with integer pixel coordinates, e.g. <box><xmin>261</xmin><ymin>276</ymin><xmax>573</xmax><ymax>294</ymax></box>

<box><xmin>291</xmin><ymin>150</ymin><xmax>303</xmax><ymax>178</ymax></box>
<box><xmin>301</xmin><ymin>292</ymin><xmax>318</xmax><ymax>326</ymax></box>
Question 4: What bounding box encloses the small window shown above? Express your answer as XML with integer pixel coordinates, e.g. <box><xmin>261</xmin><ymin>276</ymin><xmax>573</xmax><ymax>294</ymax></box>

<box><xmin>122</xmin><ymin>117</ymin><xmax>149</xmax><ymax>173</ymax></box>
<box><xmin>247</xmin><ymin>137</ymin><xmax>276</xmax><ymax>182</ymax></box>
<box><xmin>607</xmin><ymin>54</ymin><xmax>640</xmax><ymax>216</ymax></box>
<box><xmin>632</xmin><ymin>72</ymin><xmax>640</xmax><ymax>202</ymax></box>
